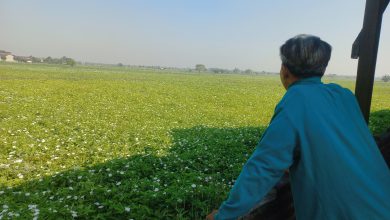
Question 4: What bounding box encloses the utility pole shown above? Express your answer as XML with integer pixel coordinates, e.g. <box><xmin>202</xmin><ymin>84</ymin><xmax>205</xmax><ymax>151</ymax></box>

<box><xmin>352</xmin><ymin>0</ymin><xmax>389</xmax><ymax>123</ymax></box>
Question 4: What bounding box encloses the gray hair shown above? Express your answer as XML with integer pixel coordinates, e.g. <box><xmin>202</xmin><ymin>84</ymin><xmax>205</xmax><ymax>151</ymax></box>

<box><xmin>280</xmin><ymin>34</ymin><xmax>332</xmax><ymax>78</ymax></box>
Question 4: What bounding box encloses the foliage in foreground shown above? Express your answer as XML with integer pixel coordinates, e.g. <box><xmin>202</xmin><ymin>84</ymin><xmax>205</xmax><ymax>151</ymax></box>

<box><xmin>1</xmin><ymin>126</ymin><xmax>262</xmax><ymax>219</ymax></box>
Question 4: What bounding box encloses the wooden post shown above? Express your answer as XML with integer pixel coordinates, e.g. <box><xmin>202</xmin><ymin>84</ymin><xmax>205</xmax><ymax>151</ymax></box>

<box><xmin>352</xmin><ymin>0</ymin><xmax>389</xmax><ymax>123</ymax></box>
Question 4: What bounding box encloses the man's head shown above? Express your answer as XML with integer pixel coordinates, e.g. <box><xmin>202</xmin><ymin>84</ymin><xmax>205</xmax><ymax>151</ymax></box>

<box><xmin>279</xmin><ymin>34</ymin><xmax>332</xmax><ymax>89</ymax></box>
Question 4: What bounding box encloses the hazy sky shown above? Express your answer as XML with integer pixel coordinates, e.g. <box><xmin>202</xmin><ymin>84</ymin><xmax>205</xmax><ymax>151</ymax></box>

<box><xmin>1</xmin><ymin>0</ymin><xmax>389</xmax><ymax>76</ymax></box>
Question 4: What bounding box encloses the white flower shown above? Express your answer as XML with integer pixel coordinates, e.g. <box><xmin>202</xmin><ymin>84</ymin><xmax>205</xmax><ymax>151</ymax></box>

<box><xmin>191</xmin><ymin>184</ymin><xmax>196</xmax><ymax>188</ymax></box>
<box><xmin>116</xmin><ymin>182</ymin><xmax>121</xmax><ymax>186</ymax></box>
<box><xmin>3</xmin><ymin>204</ymin><xmax>9</xmax><ymax>209</ymax></box>
<box><xmin>14</xmin><ymin>159</ymin><xmax>23</xmax><ymax>163</ymax></box>
<box><xmin>17</xmin><ymin>173</ymin><xmax>24</xmax><ymax>179</ymax></box>
<box><xmin>125</xmin><ymin>207</ymin><xmax>131</xmax><ymax>212</ymax></box>
<box><xmin>154</xmin><ymin>188</ymin><xmax>159</xmax><ymax>192</ymax></box>
<box><xmin>98</xmin><ymin>205</ymin><xmax>104</xmax><ymax>209</ymax></box>
<box><xmin>28</xmin><ymin>204</ymin><xmax>37</xmax><ymax>210</ymax></box>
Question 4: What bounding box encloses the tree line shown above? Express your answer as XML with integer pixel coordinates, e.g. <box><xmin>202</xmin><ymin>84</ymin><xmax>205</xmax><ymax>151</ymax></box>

<box><xmin>195</xmin><ymin>64</ymin><xmax>390</xmax><ymax>80</ymax></box>
<box><xmin>12</xmin><ymin>55</ymin><xmax>76</xmax><ymax>66</ymax></box>
<box><xmin>195</xmin><ymin>64</ymin><xmax>271</xmax><ymax>75</ymax></box>
<box><xmin>42</xmin><ymin>56</ymin><xmax>76</xmax><ymax>66</ymax></box>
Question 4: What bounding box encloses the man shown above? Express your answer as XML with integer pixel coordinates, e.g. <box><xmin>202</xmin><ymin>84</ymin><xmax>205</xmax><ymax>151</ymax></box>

<box><xmin>207</xmin><ymin>35</ymin><xmax>390</xmax><ymax>220</ymax></box>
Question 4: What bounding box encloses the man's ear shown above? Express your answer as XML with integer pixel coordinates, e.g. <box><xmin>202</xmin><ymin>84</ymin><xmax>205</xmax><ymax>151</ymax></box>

<box><xmin>281</xmin><ymin>65</ymin><xmax>290</xmax><ymax>79</ymax></box>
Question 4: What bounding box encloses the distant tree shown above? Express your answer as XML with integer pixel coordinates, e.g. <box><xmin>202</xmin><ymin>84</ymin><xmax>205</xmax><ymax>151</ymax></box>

<box><xmin>65</xmin><ymin>58</ymin><xmax>76</xmax><ymax>67</ymax></box>
<box><xmin>382</xmin><ymin>74</ymin><xmax>390</xmax><ymax>82</ymax></box>
<box><xmin>244</xmin><ymin>69</ymin><xmax>253</xmax><ymax>74</ymax></box>
<box><xmin>31</xmin><ymin>56</ymin><xmax>42</xmax><ymax>63</ymax></box>
<box><xmin>60</xmin><ymin>56</ymin><xmax>68</xmax><ymax>64</ymax></box>
<box><xmin>233</xmin><ymin>68</ymin><xmax>241</xmax><ymax>74</ymax></box>
<box><xmin>44</xmin><ymin>56</ymin><xmax>53</xmax><ymax>63</ymax></box>
<box><xmin>195</xmin><ymin>64</ymin><xmax>207</xmax><ymax>72</ymax></box>
<box><xmin>117</xmin><ymin>63</ymin><xmax>124</xmax><ymax>67</ymax></box>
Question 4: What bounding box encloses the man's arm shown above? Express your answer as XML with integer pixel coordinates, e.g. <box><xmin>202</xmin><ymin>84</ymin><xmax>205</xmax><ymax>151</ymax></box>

<box><xmin>214</xmin><ymin>109</ymin><xmax>297</xmax><ymax>220</ymax></box>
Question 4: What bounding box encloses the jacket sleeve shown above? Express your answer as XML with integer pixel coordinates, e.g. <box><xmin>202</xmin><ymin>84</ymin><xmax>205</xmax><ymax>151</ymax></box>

<box><xmin>215</xmin><ymin>108</ymin><xmax>297</xmax><ymax>220</ymax></box>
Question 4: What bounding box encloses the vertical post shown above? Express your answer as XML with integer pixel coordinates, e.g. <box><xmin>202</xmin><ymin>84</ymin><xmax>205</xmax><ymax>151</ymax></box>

<box><xmin>354</xmin><ymin>0</ymin><xmax>388</xmax><ymax>123</ymax></box>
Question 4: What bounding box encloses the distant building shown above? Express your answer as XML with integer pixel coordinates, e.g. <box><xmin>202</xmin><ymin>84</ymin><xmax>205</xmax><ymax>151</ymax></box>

<box><xmin>0</xmin><ymin>50</ymin><xmax>15</xmax><ymax>62</ymax></box>
<box><xmin>5</xmin><ymin>54</ymin><xmax>15</xmax><ymax>62</ymax></box>
<box><xmin>14</xmin><ymin>55</ymin><xmax>33</xmax><ymax>63</ymax></box>
<box><xmin>0</xmin><ymin>50</ymin><xmax>45</xmax><ymax>63</ymax></box>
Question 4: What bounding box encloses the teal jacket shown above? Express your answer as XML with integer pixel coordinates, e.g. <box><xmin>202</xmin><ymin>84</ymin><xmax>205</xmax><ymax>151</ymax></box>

<box><xmin>215</xmin><ymin>77</ymin><xmax>390</xmax><ymax>220</ymax></box>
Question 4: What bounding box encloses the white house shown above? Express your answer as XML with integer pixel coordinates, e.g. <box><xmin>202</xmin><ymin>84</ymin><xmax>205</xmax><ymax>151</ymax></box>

<box><xmin>0</xmin><ymin>51</ymin><xmax>15</xmax><ymax>62</ymax></box>
<box><xmin>5</xmin><ymin>54</ymin><xmax>14</xmax><ymax>62</ymax></box>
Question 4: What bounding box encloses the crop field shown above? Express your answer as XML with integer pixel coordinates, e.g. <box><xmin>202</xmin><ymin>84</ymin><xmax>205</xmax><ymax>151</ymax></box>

<box><xmin>0</xmin><ymin>63</ymin><xmax>389</xmax><ymax>219</ymax></box>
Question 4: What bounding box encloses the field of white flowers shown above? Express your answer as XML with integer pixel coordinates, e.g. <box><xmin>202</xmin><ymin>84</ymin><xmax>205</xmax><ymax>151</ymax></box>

<box><xmin>1</xmin><ymin>63</ymin><xmax>389</xmax><ymax>219</ymax></box>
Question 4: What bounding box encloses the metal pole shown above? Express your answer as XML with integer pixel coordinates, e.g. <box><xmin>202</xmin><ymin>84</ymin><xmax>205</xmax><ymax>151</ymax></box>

<box><xmin>353</xmin><ymin>0</ymin><xmax>389</xmax><ymax>123</ymax></box>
